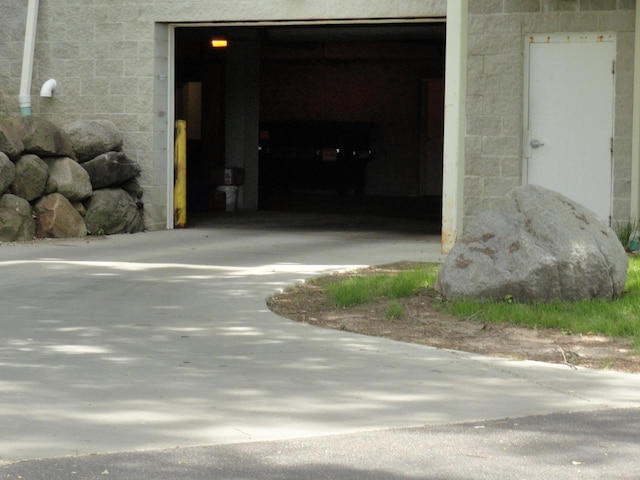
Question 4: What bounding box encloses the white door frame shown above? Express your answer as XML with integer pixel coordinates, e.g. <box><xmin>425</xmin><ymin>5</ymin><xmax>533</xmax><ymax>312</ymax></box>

<box><xmin>522</xmin><ymin>33</ymin><xmax>615</xmax><ymax>220</ymax></box>
<box><xmin>441</xmin><ymin>0</ymin><xmax>467</xmax><ymax>253</ymax></box>
<box><xmin>632</xmin><ymin>10</ymin><xmax>640</xmax><ymax>221</ymax></box>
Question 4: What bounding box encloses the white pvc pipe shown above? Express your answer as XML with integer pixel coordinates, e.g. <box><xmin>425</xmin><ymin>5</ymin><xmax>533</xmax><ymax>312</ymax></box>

<box><xmin>19</xmin><ymin>0</ymin><xmax>40</xmax><ymax>116</ymax></box>
<box><xmin>40</xmin><ymin>79</ymin><xmax>57</xmax><ymax>97</ymax></box>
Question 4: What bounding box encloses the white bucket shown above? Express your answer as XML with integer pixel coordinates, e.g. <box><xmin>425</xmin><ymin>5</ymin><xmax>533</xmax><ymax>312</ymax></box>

<box><xmin>216</xmin><ymin>186</ymin><xmax>238</xmax><ymax>212</ymax></box>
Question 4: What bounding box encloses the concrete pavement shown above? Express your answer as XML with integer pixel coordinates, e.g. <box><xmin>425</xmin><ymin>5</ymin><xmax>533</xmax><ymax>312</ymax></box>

<box><xmin>1</xmin><ymin>212</ymin><xmax>639</xmax><ymax>473</ymax></box>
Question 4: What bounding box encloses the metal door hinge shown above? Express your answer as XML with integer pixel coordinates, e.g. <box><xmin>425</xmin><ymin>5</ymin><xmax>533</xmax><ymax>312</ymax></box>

<box><xmin>612</xmin><ymin>60</ymin><xmax>616</xmax><ymax>74</ymax></box>
<box><xmin>610</xmin><ymin>137</ymin><xmax>614</xmax><ymax>154</ymax></box>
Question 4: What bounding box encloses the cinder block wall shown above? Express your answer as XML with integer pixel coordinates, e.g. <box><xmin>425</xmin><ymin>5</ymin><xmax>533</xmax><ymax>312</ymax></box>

<box><xmin>0</xmin><ymin>2</ymin><xmax>28</xmax><ymax>116</ymax></box>
<box><xmin>465</xmin><ymin>0</ymin><xmax>636</xmax><ymax>227</ymax></box>
<box><xmin>4</xmin><ymin>1</ymin><xmax>446</xmax><ymax>230</ymax></box>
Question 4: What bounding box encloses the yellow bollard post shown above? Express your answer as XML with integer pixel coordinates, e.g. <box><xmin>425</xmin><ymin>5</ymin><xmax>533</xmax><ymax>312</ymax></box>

<box><xmin>174</xmin><ymin>120</ymin><xmax>187</xmax><ymax>228</ymax></box>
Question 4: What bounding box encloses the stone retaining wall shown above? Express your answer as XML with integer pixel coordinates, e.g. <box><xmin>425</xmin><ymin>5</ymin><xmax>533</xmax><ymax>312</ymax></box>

<box><xmin>0</xmin><ymin>116</ymin><xmax>143</xmax><ymax>241</ymax></box>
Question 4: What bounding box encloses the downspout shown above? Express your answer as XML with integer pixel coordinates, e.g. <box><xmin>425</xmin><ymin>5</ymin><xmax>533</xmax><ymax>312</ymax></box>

<box><xmin>19</xmin><ymin>0</ymin><xmax>40</xmax><ymax>116</ymax></box>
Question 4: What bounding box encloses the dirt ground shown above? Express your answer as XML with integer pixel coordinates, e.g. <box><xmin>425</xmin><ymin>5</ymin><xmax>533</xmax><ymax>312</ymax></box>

<box><xmin>267</xmin><ymin>262</ymin><xmax>640</xmax><ymax>374</ymax></box>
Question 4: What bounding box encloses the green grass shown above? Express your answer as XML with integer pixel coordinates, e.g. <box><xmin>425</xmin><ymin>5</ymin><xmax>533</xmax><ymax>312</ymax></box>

<box><xmin>386</xmin><ymin>302</ymin><xmax>405</xmax><ymax>319</ymax></box>
<box><xmin>325</xmin><ymin>264</ymin><xmax>440</xmax><ymax>307</ymax></box>
<box><xmin>441</xmin><ymin>256</ymin><xmax>640</xmax><ymax>348</ymax></box>
<box><xmin>323</xmin><ymin>258</ymin><xmax>640</xmax><ymax>348</ymax></box>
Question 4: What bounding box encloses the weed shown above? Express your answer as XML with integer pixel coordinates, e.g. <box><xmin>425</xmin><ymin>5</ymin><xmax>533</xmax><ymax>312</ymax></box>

<box><xmin>614</xmin><ymin>218</ymin><xmax>639</xmax><ymax>251</ymax></box>
<box><xmin>386</xmin><ymin>302</ymin><xmax>404</xmax><ymax>319</ymax></box>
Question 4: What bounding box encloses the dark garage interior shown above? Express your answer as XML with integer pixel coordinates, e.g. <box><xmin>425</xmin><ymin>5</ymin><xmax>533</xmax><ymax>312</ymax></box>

<box><xmin>174</xmin><ymin>23</ymin><xmax>445</xmax><ymax>227</ymax></box>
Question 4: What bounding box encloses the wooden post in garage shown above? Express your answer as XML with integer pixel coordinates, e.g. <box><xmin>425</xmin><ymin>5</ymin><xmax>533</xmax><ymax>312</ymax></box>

<box><xmin>174</xmin><ymin>119</ymin><xmax>187</xmax><ymax>228</ymax></box>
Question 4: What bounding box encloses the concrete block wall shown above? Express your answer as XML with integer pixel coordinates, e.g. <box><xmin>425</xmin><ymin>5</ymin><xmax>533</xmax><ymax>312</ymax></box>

<box><xmin>466</xmin><ymin>0</ymin><xmax>636</xmax><ymax>226</ymax></box>
<box><xmin>3</xmin><ymin>0</ymin><xmax>447</xmax><ymax>231</ymax></box>
<box><xmin>0</xmin><ymin>1</ymin><xmax>28</xmax><ymax>117</ymax></box>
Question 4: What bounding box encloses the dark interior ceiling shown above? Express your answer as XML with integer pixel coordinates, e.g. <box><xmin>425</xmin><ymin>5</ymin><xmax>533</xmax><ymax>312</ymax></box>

<box><xmin>176</xmin><ymin>23</ymin><xmax>446</xmax><ymax>57</ymax></box>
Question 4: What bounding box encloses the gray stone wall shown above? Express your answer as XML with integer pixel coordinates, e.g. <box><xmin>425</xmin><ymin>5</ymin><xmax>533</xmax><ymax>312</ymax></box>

<box><xmin>1</xmin><ymin>0</ymin><xmax>447</xmax><ymax>230</ymax></box>
<box><xmin>466</xmin><ymin>0</ymin><xmax>636</xmax><ymax>227</ymax></box>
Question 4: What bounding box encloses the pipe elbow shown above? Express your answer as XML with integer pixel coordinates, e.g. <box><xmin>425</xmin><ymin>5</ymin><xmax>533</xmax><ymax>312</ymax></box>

<box><xmin>40</xmin><ymin>78</ymin><xmax>57</xmax><ymax>97</ymax></box>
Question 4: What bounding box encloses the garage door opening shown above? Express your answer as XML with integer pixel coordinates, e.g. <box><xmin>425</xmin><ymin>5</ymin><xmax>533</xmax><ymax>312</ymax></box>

<box><xmin>174</xmin><ymin>23</ymin><xmax>445</xmax><ymax>230</ymax></box>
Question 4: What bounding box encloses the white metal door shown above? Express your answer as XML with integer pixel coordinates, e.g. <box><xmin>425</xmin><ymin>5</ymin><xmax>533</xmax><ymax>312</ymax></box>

<box><xmin>525</xmin><ymin>34</ymin><xmax>615</xmax><ymax>222</ymax></box>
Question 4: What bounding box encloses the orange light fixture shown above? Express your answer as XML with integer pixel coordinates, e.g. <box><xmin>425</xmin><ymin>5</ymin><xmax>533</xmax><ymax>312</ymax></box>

<box><xmin>211</xmin><ymin>39</ymin><xmax>228</xmax><ymax>48</ymax></box>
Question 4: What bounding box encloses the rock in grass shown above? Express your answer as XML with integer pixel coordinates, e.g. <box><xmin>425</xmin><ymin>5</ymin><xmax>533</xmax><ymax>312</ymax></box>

<box><xmin>436</xmin><ymin>185</ymin><xmax>628</xmax><ymax>303</ymax></box>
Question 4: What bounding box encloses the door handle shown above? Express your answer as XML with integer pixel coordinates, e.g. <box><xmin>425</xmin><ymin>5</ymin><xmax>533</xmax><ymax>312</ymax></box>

<box><xmin>530</xmin><ymin>139</ymin><xmax>545</xmax><ymax>149</ymax></box>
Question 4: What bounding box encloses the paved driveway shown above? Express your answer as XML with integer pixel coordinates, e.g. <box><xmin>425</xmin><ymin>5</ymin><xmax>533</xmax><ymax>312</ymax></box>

<box><xmin>1</xmin><ymin>212</ymin><xmax>639</xmax><ymax>466</ymax></box>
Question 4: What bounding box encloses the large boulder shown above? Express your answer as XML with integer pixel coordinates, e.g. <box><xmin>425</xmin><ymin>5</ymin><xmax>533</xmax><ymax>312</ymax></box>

<box><xmin>0</xmin><ymin>117</ymin><xmax>24</xmax><ymax>159</ymax></box>
<box><xmin>44</xmin><ymin>156</ymin><xmax>93</xmax><ymax>202</ymax></box>
<box><xmin>11</xmin><ymin>154</ymin><xmax>49</xmax><ymax>201</ymax></box>
<box><xmin>0</xmin><ymin>194</ymin><xmax>35</xmax><ymax>242</ymax></box>
<box><xmin>121</xmin><ymin>177</ymin><xmax>144</xmax><ymax>199</ymax></box>
<box><xmin>436</xmin><ymin>185</ymin><xmax>628</xmax><ymax>303</ymax></box>
<box><xmin>62</xmin><ymin>119</ymin><xmax>123</xmax><ymax>163</ymax></box>
<box><xmin>0</xmin><ymin>152</ymin><xmax>16</xmax><ymax>195</ymax></box>
<box><xmin>34</xmin><ymin>193</ymin><xmax>87</xmax><ymax>238</ymax></box>
<box><xmin>84</xmin><ymin>188</ymin><xmax>143</xmax><ymax>235</ymax></box>
<box><xmin>81</xmin><ymin>151</ymin><xmax>141</xmax><ymax>189</ymax></box>
<box><xmin>17</xmin><ymin>116</ymin><xmax>76</xmax><ymax>159</ymax></box>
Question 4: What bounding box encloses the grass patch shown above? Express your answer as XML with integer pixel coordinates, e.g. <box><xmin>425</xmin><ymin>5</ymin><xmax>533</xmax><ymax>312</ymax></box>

<box><xmin>440</xmin><ymin>256</ymin><xmax>640</xmax><ymax>348</ymax></box>
<box><xmin>386</xmin><ymin>302</ymin><xmax>405</xmax><ymax>319</ymax></box>
<box><xmin>325</xmin><ymin>264</ymin><xmax>440</xmax><ymax>307</ymax></box>
<box><xmin>323</xmin><ymin>258</ymin><xmax>640</xmax><ymax>348</ymax></box>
